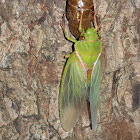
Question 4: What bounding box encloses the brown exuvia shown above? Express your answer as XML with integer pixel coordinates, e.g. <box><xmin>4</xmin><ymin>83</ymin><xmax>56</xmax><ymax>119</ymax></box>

<box><xmin>66</xmin><ymin>0</ymin><xmax>94</xmax><ymax>38</ymax></box>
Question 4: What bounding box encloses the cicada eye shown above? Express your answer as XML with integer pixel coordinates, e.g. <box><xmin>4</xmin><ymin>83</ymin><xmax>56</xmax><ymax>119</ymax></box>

<box><xmin>98</xmin><ymin>35</ymin><xmax>101</xmax><ymax>40</ymax></box>
<box><xmin>80</xmin><ymin>36</ymin><xmax>85</xmax><ymax>40</ymax></box>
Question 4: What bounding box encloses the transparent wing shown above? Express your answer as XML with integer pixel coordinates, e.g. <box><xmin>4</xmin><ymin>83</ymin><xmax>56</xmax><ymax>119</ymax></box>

<box><xmin>60</xmin><ymin>53</ymin><xmax>87</xmax><ymax>131</ymax></box>
<box><xmin>90</xmin><ymin>57</ymin><xmax>101</xmax><ymax>129</ymax></box>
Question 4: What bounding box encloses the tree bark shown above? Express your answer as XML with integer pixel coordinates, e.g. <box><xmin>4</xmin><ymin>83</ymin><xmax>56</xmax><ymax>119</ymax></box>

<box><xmin>0</xmin><ymin>0</ymin><xmax>139</xmax><ymax>139</ymax></box>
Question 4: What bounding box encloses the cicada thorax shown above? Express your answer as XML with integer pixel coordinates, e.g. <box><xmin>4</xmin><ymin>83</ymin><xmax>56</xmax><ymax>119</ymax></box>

<box><xmin>66</xmin><ymin>0</ymin><xmax>94</xmax><ymax>38</ymax></box>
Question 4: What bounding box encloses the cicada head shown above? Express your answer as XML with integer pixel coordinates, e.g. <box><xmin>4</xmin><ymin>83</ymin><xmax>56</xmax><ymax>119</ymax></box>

<box><xmin>79</xmin><ymin>28</ymin><xmax>100</xmax><ymax>42</ymax></box>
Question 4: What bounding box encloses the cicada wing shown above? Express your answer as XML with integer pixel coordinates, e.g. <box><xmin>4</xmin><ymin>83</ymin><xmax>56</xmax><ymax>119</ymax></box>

<box><xmin>60</xmin><ymin>53</ymin><xmax>87</xmax><ymax>131</ymax></box>
<box><xmin>90</xmin><ymin>57</ymin><xmax>101</xmax><ymax>129</ymax></box>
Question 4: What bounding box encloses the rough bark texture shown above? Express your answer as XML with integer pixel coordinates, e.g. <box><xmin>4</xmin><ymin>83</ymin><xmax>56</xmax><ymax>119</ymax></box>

<box><xmin>0</xmin><ymin>0</ymin><xmax>139</xmax><ymax>139</ymax></box>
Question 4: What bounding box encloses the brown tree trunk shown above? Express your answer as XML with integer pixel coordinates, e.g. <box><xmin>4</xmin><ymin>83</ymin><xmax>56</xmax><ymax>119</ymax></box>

<box><xmin>0</xmin><ymin>0</ymin><xmax>139</xmax><ymax>139</ymax></box>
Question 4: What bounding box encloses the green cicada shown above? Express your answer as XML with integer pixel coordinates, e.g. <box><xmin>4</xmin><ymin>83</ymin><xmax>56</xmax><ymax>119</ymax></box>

<box><xmin>60</xmin><ymin>13</ymin><xmax>102</xmax><ymax>131</ymax></box>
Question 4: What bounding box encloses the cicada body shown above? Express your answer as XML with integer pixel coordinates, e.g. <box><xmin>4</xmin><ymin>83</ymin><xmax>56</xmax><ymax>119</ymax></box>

<box><xmin>60</xmin><ymin>19</ymin><xmax>102</xmax><ymax>131</ymax></box>
<box><xmin>67</xmin><ymin>0</ymin><xmax>94</xmax><ymax>38</ymax></box>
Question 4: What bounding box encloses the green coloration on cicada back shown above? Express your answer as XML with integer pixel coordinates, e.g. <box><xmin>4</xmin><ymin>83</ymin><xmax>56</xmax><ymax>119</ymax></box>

<box><xmin>60</xmin><ymin>14</ymin><xmax>102</xmax><ymax>131</ymax></box>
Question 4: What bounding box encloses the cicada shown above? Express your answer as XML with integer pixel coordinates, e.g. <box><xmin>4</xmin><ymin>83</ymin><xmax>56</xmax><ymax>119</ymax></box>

<box><xmin>67</xmin><ymin>0</ymin><xmax>94</xmax><ymax>38</ymax></box>
<box><xmin>60</xmin><ymin>13</ymin><xmax>102</xmax><ymax>131</ymax></box>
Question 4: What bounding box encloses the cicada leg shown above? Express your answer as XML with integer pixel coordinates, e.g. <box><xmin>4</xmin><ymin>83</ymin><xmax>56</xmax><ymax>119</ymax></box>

<box><xmin>94</xmin><ymin>10</ymin><xmax>102</xmax><ymax>32</ymax></box>
<box><xmin>64</xmin><ymin>54</ymin><xmax>70</xmax><ymax>58</ymax></box>
<box><xmin>60</xmin><ymin>15</ymin><xmax>77</xmax><ymax>43</ymax></box>
<box><xmin>78</xmin><ymin>9</ymin><xmax>84</xmax><ymax>34</ymax></box>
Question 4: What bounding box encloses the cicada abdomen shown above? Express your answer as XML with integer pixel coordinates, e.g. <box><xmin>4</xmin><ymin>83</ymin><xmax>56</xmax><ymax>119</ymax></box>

<box><xmin>67</xmin><ymin>0</ymin><xmax>94</xmax><ymax>38</ymax></box>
